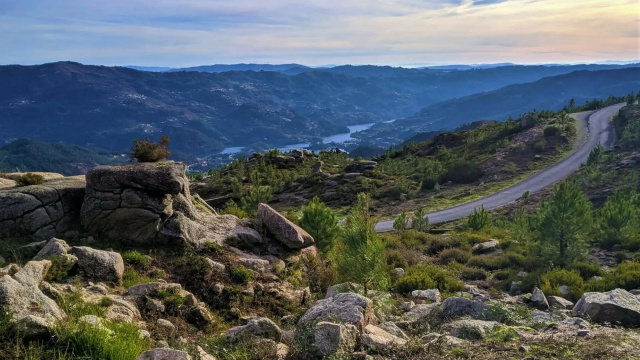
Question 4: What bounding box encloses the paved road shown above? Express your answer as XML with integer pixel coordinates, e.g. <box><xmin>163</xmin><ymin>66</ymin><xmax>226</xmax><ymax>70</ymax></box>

<box><xmin>375</xmin><ymin>103</ymin><xmax>625</xmax><ymax>232</ymax></box>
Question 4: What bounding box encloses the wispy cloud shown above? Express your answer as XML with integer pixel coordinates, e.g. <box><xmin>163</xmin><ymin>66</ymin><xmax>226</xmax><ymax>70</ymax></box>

<box><xmin>0</xmin><ymin>0</ymin><xmax>636</xmax><ymax>66</ymax></box>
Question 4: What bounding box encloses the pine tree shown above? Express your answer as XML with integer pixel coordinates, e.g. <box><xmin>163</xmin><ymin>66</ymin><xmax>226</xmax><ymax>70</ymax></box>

<box><xmin>598</xmin><ymin>189</ymin><xmax>639</xmax><ymax>250</ymax></box>
<box><xmin>467</xmin><ymin>205</ymin><xmax>490</xmax><ymax>231</ymax></box>
<box><xmin>539</xmin><ymin>181</ymin><xmax>592</xmax><ymax>267</ymax></box>
<box><xmin>393</xmin><ymin>212</ymin><xmax>408</xmax><ymax>237</ymax></box>
<box><xmin>412</xmin><ymin>206</ymin><xmax>430</xmax><ymax>233</ymax></box>
<box><xmin>299</xmin><ymin>196</ymin><xmax>341</xmax><ymax>252</ymax></box>
<box><xmin>335</xmin><ymin>193</ymin><xmax>389</xmax><ymax>294</ymax></box>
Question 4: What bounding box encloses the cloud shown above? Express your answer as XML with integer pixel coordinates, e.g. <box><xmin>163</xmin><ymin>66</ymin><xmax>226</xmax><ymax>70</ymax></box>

<box><xmin>0</xmin><ymin>0</ymin><xmax>636</xmax><ymax>66</ymax></box>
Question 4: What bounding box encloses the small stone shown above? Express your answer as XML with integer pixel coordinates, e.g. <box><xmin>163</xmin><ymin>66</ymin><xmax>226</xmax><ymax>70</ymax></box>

<box><xmin>146</xmin><ymin>299</ymin><xmax>165</xmax><ymax>313</ymax></box>
<box><xmin>577</xmin><ymin>329</ymin><xmax>590</xmax><ymax>337</ymax></box>
<box><xmin>559</xmin><ymin>285</ymin><xmax>569</xmax><ymax>296</ymax></box>
<box><xmin>136</xmin><ymin>348</ymin><xmax>191</xmax><ymax>360</ymax></box>
<box><xmin>517</xmin><ymin>271</ymin><xmax>528</xmax><ymax>278</ymax></box>
<box><xmin>394</xmin><ymin>268</ymin><xmax>405</xmax><ymax>276</ymax></box>
<box><xmin>510</xmin><ymin>281</ymin><xmax>522</xmax><ymax>295</ymax></box>
<box><xmin>138</xmin><ymin>329</ymin><xmax>151</xmax><ymax>340</ymax></box>
<box><xmin>398</xmin><ymin>301</ymin><xmax>415</xmax><ymax>312</ymax></box>
<box><xmin>157</xmin><ymin>319</ymin><xmax>175</xmax><ymax>331</ymax></box>
<box><xmin>411</xmin><ymin>289</ymin><xmax>441</xmax><ymax>303</ymax></box>
<box><xmin>519</xmin><ymin>345</ymin><xmax>530</xmax><ymax>352</ymax></box>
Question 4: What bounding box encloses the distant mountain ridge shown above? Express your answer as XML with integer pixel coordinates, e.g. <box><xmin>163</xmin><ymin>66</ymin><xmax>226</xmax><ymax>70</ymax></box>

<box><xmin>1</xmin><ymin>61</ymin><xmax>639</xmax><ymax>162</ymax></box>
<box><xmin>126</xmin><ymin>63</ymin><xmax>309</xmax><ymax>73</ymax></box>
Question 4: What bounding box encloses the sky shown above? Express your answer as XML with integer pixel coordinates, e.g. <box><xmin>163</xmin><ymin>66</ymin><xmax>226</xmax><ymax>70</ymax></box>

<box><xmin>0</xmin><ymin>0</ymin><xmax>638</xmax><ymax>67</ymax></box>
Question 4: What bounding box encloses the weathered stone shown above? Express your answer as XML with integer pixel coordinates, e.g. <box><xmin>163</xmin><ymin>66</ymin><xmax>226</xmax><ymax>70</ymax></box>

<box><xmin>0</xmin><ymin>177</ymin><xmax>85</xmax><ymax>239</ymax></box>
<box><xmin>401</xmin><ymin>303</ymin><xmax>439</xmax><ymax>323</ymax></box>
<box><xmin>79</xmin><ymin>315</ymin><xmax>111</xmax><ymax>333</ymax></box>
<box><xmin>197</xmin><ymin>346</ymin><xmax>216</xmax><ymax>360</ymax></box>
<box><xmin>0</xmin><ymin>178</ymin><xmax>16</xmax><ymax>189</ymax></box>
<box><xmin>146</xmin><ymin>298</ymin><xmax>166</xmax><ymax>313</ymax></box>
<box><xmin>572</xmin><ymin>289</ymin><xmax>640</xmax><ymax>327</ymax></box>
<box><xmin>205</xmin><ymin>258</ymin><xmax>226</xmax><ymax>273</ymax></box>
<box><xmin>136</xmin><ymin>348</ymin><xmax>192</xmax><ymax>360</ymax></box>
<box><xmin>394</xmin><ymin>267</ymin><xmax>405</xmax><ymax>276</ymax></box>
<box><xmin>362</xmin><ymin>324</ymin><xmax>407</xmax><ymax>352</ymax></box>
<box><xmin>326</xmin><ymin>282</ymin><xmax>364</xmax><ymax>298</ymax></box>
<box><xmin>226</xmin><ymin>317</ymin><xmax>282</xmax><ymax>341</ymax></box>
<box><xmin>157</xmin><ymin>318</ymin><xmax>176</xmax><ymax>331</ymax></box>
<box><xmin>472</xmin><ymin>239</ymin><xmax>499</xmax><ymax>254</ymax></box>
<box><xmin>226</xmin><ymin>226</ymin><xmax>265</xmax><ymax>250</ymax></box>
<box><xmin>529</xmin><ymin>287</ymin><xmax>549</xmax><ymax>310</ymax></box>
<box><xmin>127</xmin><ymin>282</ymin><xmax>166</xmax><ymax>297</ymax></box>
<box><xmin>14</xmin><ymin>315</ymin><xmax>52</xmax><ymax>339</ymax></box>
<box><xmin>32</xmin><ymin>237</ymin><xmax>74</xmax><ymax>261</ymax></box>
<box><xmin>314</xmin><ymin>321</ymin><xmax>359</xmax><ymax>356</ymax></box>
<box><xmin>71</xmin><ymin>246</ymin><xmax>124</xmax><ymax>284</ymax></box>
<box><xmin>311</xmin><ymin>161</ymin><xmax>324</xmax><ymax>174</ymax></box>
<box><xmin>398</xmin><ymin>301</ymin><xmax>415</xmax><ymax>312</ymax></box>
<box><xmin>257</xmin><ymin>203</ymin><xmax>314</xmax><ymax>249</ymax></box>
<box><xmin>510</xmin><ymin>281</ymin><xmax>522</xmax><ymax>295</ymax></box>
<box><xmin>444</xmin><ymin>319</ymin><xmax>499</xmax><ymax>340</ymax></box>
<box><xmin>411</xmin><ymin>289</ymin><xmax>441</xmax><ymax>303</ymax></box>
<box><xmin>343</xmin><ymin>173</ymin><xmax>363</xmax><ymax>179</ymax></box>
<box><xmin>378</xmin><ymin>322</ymin><xmax>409</xmax><ymax>340</ymax></box>
<box><xmin>548</xmin><ymin>296</ymin><xmax>574</xmax><ymax>310</ymax></box>
<box><xmin>81</xmin><ymin>162</ymin><xmax>209</xmax><ymax>246</ymax></box>
<box><xmin>298</xmin><ymin>293</ymin><xmax>373</xmax><ymax>332</ymax></box>
<box><xmin>238</xmin><ymin>258</ymin><xmax>271</xmax><ymax>273</ymax></box>
<box><xmin>441</xmin><ymin>297</ymin><xmax>501</xmax><ymax>320</ymax></box>
<box><xmin>0</xmin><ymin>261</ymin><xmax>65</xmax><ymax>336</ymax></box>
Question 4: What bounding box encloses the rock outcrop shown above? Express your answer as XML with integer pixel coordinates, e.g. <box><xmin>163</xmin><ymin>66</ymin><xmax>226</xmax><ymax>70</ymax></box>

<box><xmin>81</xmin><ymin>162</ymin><xmax>220</xmax><ymax>246</ymax></box>
<box><xmin>298</xmin><ymin>293</ymin><xmax>373</xmax><ymax>332</ymax></box>
<box><xmin>71</xmin><ymin>246</ymin><xmax>124</xmax><ymax>285</ymax></box>
<box><xmin>0</xmin><ymin>177</ymin><xmax>85</xmax><ymax>239</ymax></box>
<box><xmin>257</xmin><ymin>203</ymin><xmax>314</xmax><ymax>250</ymax></box>
<box><xmin>0</xmin><ymin>260</ymin><xmax>65</xmax><ymax>337</ymax></box>
<box><xmin>225</xmin><ymin>317</ymin><xmax>282</xmax><ymax>341</ymax></box>
<box><xmin>572</xmin><ymin>289</ymin><xmax>640</xmax><ymax>327</ymax></box>
<box><xmin>361</xmin><ymin>324</ymin><xmax>407</xmax><ymax>352</ymax></box>
<box><xmin>314</xmin><ymin>321</ymin><xmax>359</xmax><ymax>356</ymax></box>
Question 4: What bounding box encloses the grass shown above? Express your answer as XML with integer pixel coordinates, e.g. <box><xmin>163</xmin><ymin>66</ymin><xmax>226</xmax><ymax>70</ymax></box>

<box><xmin>122</xmin><ymin>251</ymin><xmax>152</xmax><ymax>268</ymax></box>
<box><xmin>122</xmin><ymin>267</ymin><xmax>154</xmax><ymax>289</ymax></box>
<box><xmin>230</xmin><ymin>266</ymin><xmax>253</xmax><ymax>285</ymax></box>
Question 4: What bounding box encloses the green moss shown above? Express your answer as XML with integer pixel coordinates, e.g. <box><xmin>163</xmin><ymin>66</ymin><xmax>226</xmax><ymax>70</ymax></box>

<box><xmin>231</xmin><ymin>266</ymin><xmax>253</xmax><ymax>285</ymax></box>
<box><xmin>45</xmin><ymin>254</ymin><xmax>76</xmax><ymax>282</ymax></box>
<box><xmin>122</xmin><ymin>251</ymin><xmax>152</xmax><ymax>269</ymax></box>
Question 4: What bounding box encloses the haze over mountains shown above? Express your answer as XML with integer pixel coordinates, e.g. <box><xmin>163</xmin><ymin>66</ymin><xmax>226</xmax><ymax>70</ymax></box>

<box><xmin>0</xmin><ymin>61</ymin><xmax>638</xmax><ymax>167</ymax></box>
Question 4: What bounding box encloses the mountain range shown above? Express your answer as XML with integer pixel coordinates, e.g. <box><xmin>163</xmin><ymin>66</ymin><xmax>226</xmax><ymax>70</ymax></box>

<box><xmin>1</xmin><ymin>61</ymin><xmax>638</xmax><ymax>163</ymax></box>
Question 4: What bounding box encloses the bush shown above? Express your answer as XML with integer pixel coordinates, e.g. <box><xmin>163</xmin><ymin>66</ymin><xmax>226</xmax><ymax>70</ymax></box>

<box><xmin>396</xmin><ymin>265</ymin><xmax>465</xmax><ymax>294</ymax></box>
<box><xmin>386</xmin><ymin>250</ymin><xmax>409</xmax><ymax>269</ymax></box>
<box><xmin>441</xmin><ymin>162</ymin><xmax>484</xmax><ymax>184</ymax></box>
<box><xmin>203</xmin><ymin>241</ymin><xmax>223</xmax><ymax>254</ymax></box>
<box><xmin>602</xmin><ymin>261</ymin><xmax>640</xmax><ymax>291</ymax></box>
<box><xmin>539</xmin><ymin>269</ymin><xmax>584</xmax><ymax>301</ymax></box>
<box><xmin>466</xmin><ymin>255</ymin><xmax>510</xmax><ymax>271</ymax></box>
<box><xmin>15</xmin><ymin>172</ymin><xmax>45</xmax><ymax>186</ymax></box>
<box><xmin>438</xmin><ymin>248</ymin><xmax>471</xmax><ymax>264</ymax></box>
<box><xmin>461</xmin><ymin>266</ymin><xmax>488</xmax><ymax>281</ymax></box>
<box><xmin>543</xmin><ymin>126</ymin><xmax>560</xmax><ymax>137</ymax></box>
<box><xmin>231</xmin><ymin>266</ymin><xmax>253</xmax><ymax>285</ymax></box>
<box><xmin>220</xmin><ymin>199</ymin><xmax>248</xmax><ymax>219</ymax></box>
<box><xmin>570</xmin><ymin>261</ymin><xmax>603</xmax><ymax>279</ymax></box>
<box><xmin>122</xmin><ymin>268</ymin><xmax>153</xmax><ymax>289</ymax></box>
<box><xmin>298</xmin><ymin>196</ymin><xmax>341</xmax><ymax>253</ymax></box>
<box><xmin>45</xmin><ymin>254</ymin><xmax>76</xmax><ymax>282</ymax></box>
<box><xmin>533</xmin><ymin>138</ymin><xmax>546</xmax><ymax>152</ymax></box>
<box><xmin>122</xmin><ymin>251</ymin><xmax>152</xmax><ymax>269</ymax></box>
<box><xmin>130</xmin><ymin>135</ymin><xmax>171</xmax><ymax>163</ymax></box>
<box><xmin>467</xmin><ymin>206</ymin><xmax>490</xmax><ymax>231</ymax></box>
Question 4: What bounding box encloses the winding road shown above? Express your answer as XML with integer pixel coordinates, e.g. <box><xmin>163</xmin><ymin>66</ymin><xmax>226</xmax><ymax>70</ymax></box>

<box><xmin>375</xmin><ymin>103</ymin><xmax>625</xmax><ymax>232</ymax></box>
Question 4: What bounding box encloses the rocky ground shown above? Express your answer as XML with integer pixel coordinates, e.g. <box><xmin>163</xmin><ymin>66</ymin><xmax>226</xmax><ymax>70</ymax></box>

<box><xmin>1</xmin><ymin>161</ymin><xmax>639</xmax><ymax>359</ymax></box>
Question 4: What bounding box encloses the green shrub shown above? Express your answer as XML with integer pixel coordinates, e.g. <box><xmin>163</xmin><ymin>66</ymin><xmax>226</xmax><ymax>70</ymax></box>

<box><xmin>45</xmin><ymin>254</ymin><xmax>76</xmax><ymax>282</ymax></box>
<box><xmin>156</xmin><ymin>288</ymin><xmax>186</xmax><ymax>314</ymax></box>
<box><xmin>122</xmin><ymin>268</ymin><xmax>153</xmax><ymax>289</ymax></box>
<box><xmin>396</xmin><ymin>265</ymin><xmax>465</xmax><ymax>294</ymax></box>
<box><xmin>98</xmin><ymin>297</ymin><xmax>114</xmax><ymax>308</ymax></box>
<box><xmin>441</xmin><ymin>162</ymin><xmax>484</xmax><ymax>184</ymax></box>
<box><xmin>461</xmin><ymin>266</ymin><xmax>488</xmax><ymax>281</ymax></box>
<box><xmin>53</xmin><ymin>320</ymin><xmax>151</xmax><ymax>360</ymax></box>
<box><xmin>386</xmin><ymin>250</ymin><xmax>409</xmax><ymax>269</ymax></box>
<box><xmin>543</xmin><ymin>126</ymin><xmax>560</xmax><ymax>137</ymax></box>
<box><xmin>539</xmin><ymin>269</ymin><xmax>584</xmax><ymax>301</ymax></box>
<box><xmin>122</xmin><ymin>251</ymin><xmax>152</xmax><ymax>269</ymax></box>
<box><xmin>493</xmin><ymin>269</ymin><xmax>511</xmax><ymax>281</ymax></box>
<box><xmin>570</xmin><ymin>261</ymin><xmax>603</xmax><ymax>279</ymax></box>
<box><xmin>467</xmin><ymin>255</ymin><xmax>510</xmax><ymax>271</ymax></box>
<box><xmin>130</xmin><ymin>135</ymin><xmax>171</xmax><ymax>163</ymax></box>
<box><xmin>439</xmin><ymin>248</ymin><xmax>471</xmax><ymax>264</ymax></box>
<box><xmin>298</xmin><ymin>196</ymin><xmax>341</xmax><ymax>253</ymax></box>
<box><xmin>203</xmin><ymin>241</ymin><xmax>223</xmax><ymax>255</ymax></box>
<box><xmin>220</xmin><ymin>200</ymin><xmax>248</xmax><ymax>219</ymax></box>
<box><xmin>15</xmin><ymin>172</ymin><xmax>45</xmax><ymax>186</ymax></box>
<box><xmin>467</xmin><ymin>206</ymin><xmax>490</xmax><ymax>231</ymax></box>
<box><xmin>533</xmin><ymin>138</ymin><xmax>546</xmax><ymax>152</ymax></box>
<box><xmin>602</xmin><ymin>261</ymin><xmax>640</xmax><ymax>291</ymax></box>
<box><xmin>231</xmin><ymin>266</ymin><xmax>253</xmax><ymax>285</ymax></box>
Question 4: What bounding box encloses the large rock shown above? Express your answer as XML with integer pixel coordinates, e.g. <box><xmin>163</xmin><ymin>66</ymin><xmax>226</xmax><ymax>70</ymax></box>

<box><xmin>314</xmin><ymin>321</ymin><xmax>359</xmax><ymax>356</ymax></box>
<box><xmin>71</xmin><ymin>246</ymin><xmax>124</xmax><ymax>284</ymax></box>
<box><xmin>298</xmin><ymin>293</ymin><xmax>373</xmax><ymax>332</ymax></box>
<box><xmin>0</xmin><ymin>177</ymin><xmax>85</xmax><ymax>239</ymax></box>
<box><xmin>225</xmin><ymin>317</ymin><xmax>282</xmax><ymax>341</ymax></box>
<box><xmin>361</xmin><ymin>324</ymin><xmax>407</xmax><ymax>352</ymax></box>
<box><xmin>572</xmin><ymin>289</ymin><xmax>640</xmax><ymax>327</ymax></box>
<box><xmin>81</xmin><ymin>162</ymin><xmax>206</xmax><ymax>246</ymax></box>
<box><xmin>33</xmin><ymin>238</ymin><xmax>77</xmax><ymax>264</ymax></box>
<box><xmin>0</xmin><ymin>178</ymin><xmax>16</xmax><ymax>189</ymax></box>
<box><xmin>257</xmin><ymin>203</ymin><xmax>314</xmax><ymax>249</ymax></box>
<box><xmin>472</xmin><ymin>239</ymin><xmax>499</xmax><ymax>254</ymax></box>
<box><xmin>325</xmin><ymin>282</ymin><xmax>364</xmax><ymax>299</ymax></box>
<box><xmin>411</xmin><ymin>289</ymin><xmax>441</xmax><ymax>303</ymax></box>
<box><xmin>444</xmin><ymin>319</ymin><xmax>499</xmax><ymax>340</ymax></box>
<box><xmin>441</xmin><ymin>297</ymin><xmax>504</xmax><ymax>321</ymax></box>
<box><xmin>529</xmin><ymin>287</ymin><xmax>549</xmax><ymax>310</ymax></box>
<box><xmin>548</xmin><ymin>296</ymin><xmax>574</xmax><ymax>310</ymax></box>
<box><xmin>0</xmin><ymin>261</ymin><xmax>65</xmax><ymax>337</ymax></box>
<box><xmin>137</xmin><ymin>349</ymin><xmax>192</xmax><ymax>360</ymax></box>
